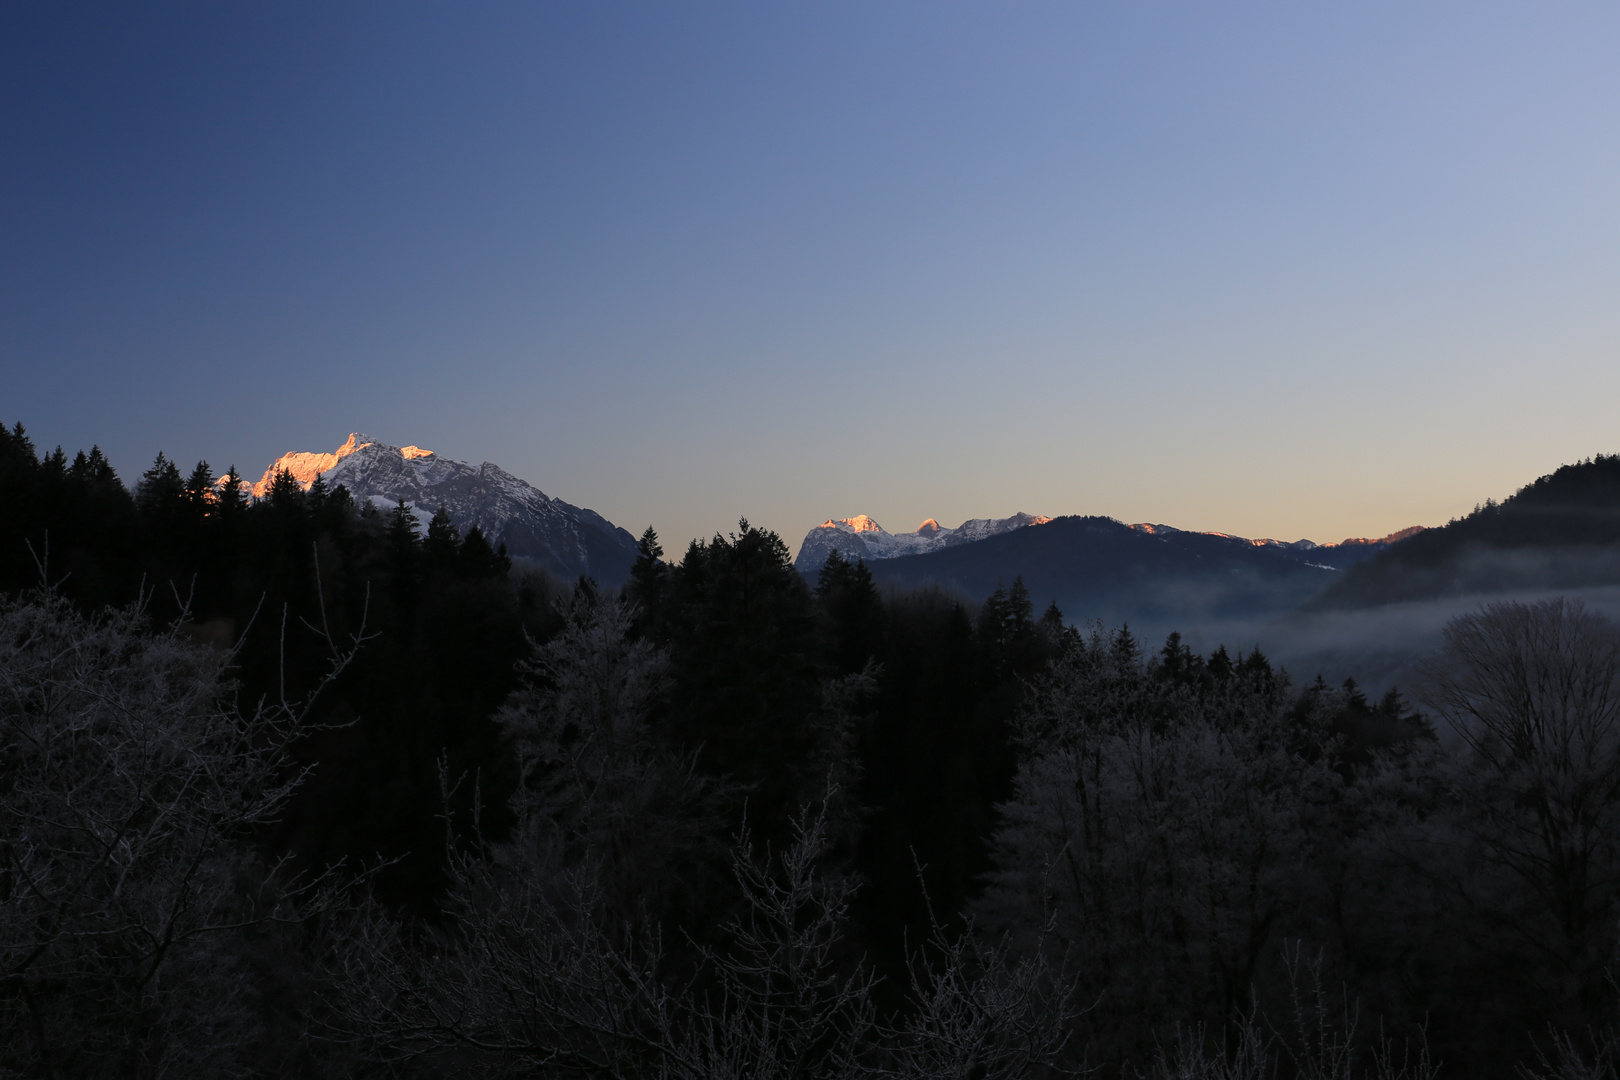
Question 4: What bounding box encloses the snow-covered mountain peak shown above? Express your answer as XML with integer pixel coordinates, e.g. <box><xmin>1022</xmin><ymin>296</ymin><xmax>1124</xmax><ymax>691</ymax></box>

<box><xmin>822</xmin><ymin>515</ymin><xmax>886</xmax><ymax>534</ymax></box>
<box><xmin>244</xmin><ymin>434</ymin><xmax>639</xmax><ymax>583</ymax></box>
<box><xmin>247</xmin><ymin>432</ymin><xmax>390</xmax><ymax>497</ymax></box>
<box><xmin>795</xmin><ymin>512</ymin><xmax>1054</xmax><ymax>572</ymax></box>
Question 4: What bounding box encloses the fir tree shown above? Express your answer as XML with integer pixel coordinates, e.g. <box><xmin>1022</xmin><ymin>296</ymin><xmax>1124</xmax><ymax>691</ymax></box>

<box><xmin>184</xmin><ymin>460</ymin><xmax>215</xmax><ymax>514</ymax></box>
<box><xmin>457</xmin><ymin>525</ymin><xmax>509</xmax><ymax>579</ymax></box>
<box><xmin>424</xmin><ymin>505</ymin><xmax>460</xmax><ymax>573</ymax></box>
<box><xmin>136</xmin><ymin>453</ymin><xmax>184</xmax><ymax>512</ymax></box>
<box><xmin>216</xmin><ymin>466</ymin><xmax>247</xmax><ymax>517</ymax></box>
<box><xmin>265</xmin><ymin>466</ymin><xmax>303</xmax><ymax>509</ymax></box>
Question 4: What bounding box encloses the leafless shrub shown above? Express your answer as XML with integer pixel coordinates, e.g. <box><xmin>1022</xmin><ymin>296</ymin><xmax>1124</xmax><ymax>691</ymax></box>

<box><xmin>1148</xmin><ymin>1016</ymin><xmax>1272</xmax><ymax>1080</ymax></box>
<box><xmin>1143</xmin><ymin>948</ymin><xmax>1437</xmax><ymax>1080</ymax></box>
<box><xmin>885</xmin><ymin>909</ymin><xmax>1079</xmax><ymax>1080</ymax></box>
<box><xmin>1517</xmin><ymin>1027</ymin><xmax>1618</xmax><ymax>1080</ymax></box>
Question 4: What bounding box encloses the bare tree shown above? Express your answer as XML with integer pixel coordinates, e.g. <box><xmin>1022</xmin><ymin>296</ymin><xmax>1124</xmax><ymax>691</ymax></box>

<box><xmin>496</xmin><ymin>587</ymin><xmax>724</xmax><ymax>921</ymax></box>
<box><xmin>0</xmin><ymin>589</ymin><xmax>352</xmax><ymax>1079</ymax></box>
<box><xmin>1415</xmin><ymin>599</ymin><xmax>1620</xmax><ymax>1005</ymax></box>
<box><xmin>978</xmin><ymin>627</ymin><xmax>1341</xmax><ymax>1060</ymax></box>
<box><xmin>883</xmin><ymin>910</ymin><xmax>1078</xmax><ymax>1080</ymax></box>
<box><xmin>321</xmin><ymin>793</ymin><xmax>871</xmax><ymax>1078</ymax></box>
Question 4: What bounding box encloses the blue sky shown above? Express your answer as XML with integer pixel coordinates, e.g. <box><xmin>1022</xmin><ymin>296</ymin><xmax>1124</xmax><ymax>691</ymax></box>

<box><xmin>5</xmin><ymin>3</ymin><xmax>1620</xmax><ymax>551</ymax></box>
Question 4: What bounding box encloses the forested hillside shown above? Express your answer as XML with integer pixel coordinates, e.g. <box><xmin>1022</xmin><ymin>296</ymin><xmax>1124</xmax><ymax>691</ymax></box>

<box><xmin>1312</xmin><ymin>454</ymin><xmax>1620</xmax><ymax>609</ymax></box>
<box><xmin>5</xmin><ymin>422</ymin><xmax>1620</xmax><ymax>1080</ymax></box>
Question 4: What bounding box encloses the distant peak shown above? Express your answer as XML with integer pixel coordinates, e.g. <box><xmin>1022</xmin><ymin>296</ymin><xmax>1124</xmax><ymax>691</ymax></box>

<box><xmin>824</xmin><ymin>515</ymin><xmax>886</xmax><ymax>534</ymax></box>
<box><xmin>916</xmin><ymin>518</ymin><xmax>944</xmax><ymax>534</ymax></box>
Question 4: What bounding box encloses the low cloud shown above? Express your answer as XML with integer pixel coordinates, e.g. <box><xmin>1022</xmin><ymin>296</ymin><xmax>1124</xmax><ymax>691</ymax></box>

<box><xmin>1193</xmin><ymin>584</ymin><xmax>1620</xmax><ymax>696</ymax></box>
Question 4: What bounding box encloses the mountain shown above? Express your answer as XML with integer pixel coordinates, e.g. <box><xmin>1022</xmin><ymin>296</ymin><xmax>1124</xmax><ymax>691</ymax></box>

<box><xmin>794</xmin><ymin>513</ymin><xmax>1053</xmax><ymax>571</ymax></box>
<box><xmin>819</xmin><ymin>514</ymin><xmax>1419</xmax><ymax>647</ymax></box>
<box><xmin>251</xmin><ymin>434</ymin><xmax>640</xmax><ymax>584</ymax></box>
<box><xmin>797</xmin><ymin>513</ymin><xmax>1420</xmax><ymax>577</ymax></box>
<box><xmin>1124</xmin><ymin>523</ymin><xmax>1427</xmax><ymax>571</ymax></box>
<box><xmin>1308</xmin><ymin>454</ymin><xmax>1620</xmax><ymax>610</ymax></box>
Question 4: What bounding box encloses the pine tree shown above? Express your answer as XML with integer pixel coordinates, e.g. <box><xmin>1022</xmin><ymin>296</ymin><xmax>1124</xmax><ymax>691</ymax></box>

<box><xmin>626</xmin><ymin>526</ymin><xmax>669</xmax><ymax>633</ymax></box>
<box><xmin>667</xmin><ymin>519</ymin><xmax>836</xmax><ymax>843</ymax></box>
<box><xmin>136</xmin><ymin>453</ymin><xmax>184</xmax><ymax>512</ymax></box>
<box><xmin>386</xmin><ymin>499</ymin><xmax>422</xmax><ymax>593</ymax></box>
<box><xmin>306</xmin><ymin>472</ymin><xmax>330</xmax><ymax>514</ymax></box>
<box><xmin>266</xmin><ymin>466</ymin><xmax>304</xmax><ymax>509</ymax></box>
<box><xmin>216</xmin><ymin>466</ymin><xmax>247</xmax><ymax>517</ymax></box>
<box><xmin>816</xmin><ymin>549</ymin><xmax>882</xmax><ymax>675</ymax></box>
<box><xmin>185</xmin><ymin>461</ymin><xmax>215</xmax><ymax>515</ymax></box>
<box><xmin>423</xmin><ymin>505</ymin><xmax>460</xmax><ymax>574</ymax></box>
<box><xmin>456</xmin><ymin>525</ymin><xmax>509</xmax><ymax>578</ymax></box>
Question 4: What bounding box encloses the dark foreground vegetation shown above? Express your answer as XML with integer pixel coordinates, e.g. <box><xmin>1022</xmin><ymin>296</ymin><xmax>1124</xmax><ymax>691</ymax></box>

<box><xmin>4</xmin><ymin>423</ymin><xmax>1620</xmax><ymax>1079</ymax></box>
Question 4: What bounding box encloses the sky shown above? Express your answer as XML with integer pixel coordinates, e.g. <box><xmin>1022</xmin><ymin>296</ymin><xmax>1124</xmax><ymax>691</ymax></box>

<box><xmin>5</xmin><ymin>3</ymin><xmax>1620</xmax><ymax>554</ymax></box>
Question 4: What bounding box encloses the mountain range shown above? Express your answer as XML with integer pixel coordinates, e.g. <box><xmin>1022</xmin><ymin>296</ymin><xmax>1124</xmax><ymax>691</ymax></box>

<box><xmin>252</xmin><ymin>434</ymin><xmax>640</xmax><ymax>584</ymax></box>
<box><xmin>799</xmin><ymin>514</ymin><xmax>1421</xmax><ymax>645</ymax></box>
<box><xmin>247</xmin><ymin>435</ymin><xmax>1620</xmax><ymax>666</ymax></box>
<box><xmin>794</xmin><ymin>513</ymin><xmax>1054</xmax><ymax>570</ymax></box>
<box><xmin>797</xmin><ymin>514</ymin><xmax>1422</xmax><ymax>575</ymax></box>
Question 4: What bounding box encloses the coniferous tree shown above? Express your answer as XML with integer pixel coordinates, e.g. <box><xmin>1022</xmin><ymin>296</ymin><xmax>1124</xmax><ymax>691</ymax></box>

<box><xmin>816</xmin><ymin>550</ymin><xmax>883</xmax><ymax>676</ymax></box>
<box><xmin>136</xmin><ymin>453</ymin><xmax>184</xmax><ymax>512</ymax></box>
<box><xmin>457</xmin><ymin>524</ymin><xmax>509</xmax><ymax>579</ymax></box>
<box><xmin>625</xmin><ymin>526</ymin><xmax>669</xmax><ymax>637</ymax></box>
<box><xmin>666</xmin><ymin>520</ymin><xmax>843</xmax><ymax>844</ymax></box>
<box><xmin>385</xmin><ymin>499</ymin><xmax>420</xmax><ymax>566</ymax></box>
<box><xmin>265</xmin><ymin>466</ymin><xmax>303</xmax><ymax>509</ymax></box>
<box><xmin>183</xmin><ymin>460</ymin><xmax>214</xmax><ymax>519</ymax></box>
<box><xmin>216</xmin><ymin>466</ymin><xmax>247</xmax><ymax>517</ymax></box>
<box><xmin>423</xmin><ymin>505</ymin><xmax>460</xmax><ymax>574</ymax></box>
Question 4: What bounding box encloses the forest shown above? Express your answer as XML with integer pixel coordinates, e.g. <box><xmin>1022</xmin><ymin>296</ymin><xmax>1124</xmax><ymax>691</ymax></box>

<box><xmin>4</xmin><ymin>421</ymin><xmax>1620</xmax><ymax>1080</ymax></box>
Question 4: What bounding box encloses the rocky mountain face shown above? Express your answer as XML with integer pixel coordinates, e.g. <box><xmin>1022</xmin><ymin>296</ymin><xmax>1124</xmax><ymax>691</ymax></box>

<box><xmin>252</xmin><ymin>434</ymin><xmax>640</xmax><ymax>584</ymax></box>
<box><xmin>794</xmin><ymin>513</ymin><xmax>1054</xmax><ymax>572</ymax></box>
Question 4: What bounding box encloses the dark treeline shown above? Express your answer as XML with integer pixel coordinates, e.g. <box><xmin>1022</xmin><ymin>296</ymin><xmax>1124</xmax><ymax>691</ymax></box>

<box><xmin>4</xmin><ymin>423</ymin><xmax>1620</xmax><ymax>1080</ymax></box>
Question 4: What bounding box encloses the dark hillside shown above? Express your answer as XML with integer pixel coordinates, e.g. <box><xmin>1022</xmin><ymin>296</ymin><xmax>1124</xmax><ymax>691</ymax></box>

<box><xmin>863</xmin><ymin>514</ymin><xmax>1340</xmax><ymax>637</ymax></box>
<box><xmin>1310</xmin><ymin>454</ymin><xmax>1620</xmax><ymax>609</ymax></box>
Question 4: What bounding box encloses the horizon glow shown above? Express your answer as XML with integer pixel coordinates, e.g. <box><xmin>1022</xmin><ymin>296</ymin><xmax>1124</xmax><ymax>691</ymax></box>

<box><xmin>5</xmin><ymin>3</ymin><xmax>1619</xmax><ymax>555</ymax></box>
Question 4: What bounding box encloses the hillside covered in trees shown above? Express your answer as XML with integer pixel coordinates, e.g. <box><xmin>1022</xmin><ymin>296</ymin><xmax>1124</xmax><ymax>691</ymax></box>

<box><xmin>1311</xmin><ymin>454</ymin><xmax>1620</xmax><ymax>609</ymax></box>
<box><xmin>6</xmin><ymin>422</ymin><xmax>1620</xmax><ymax>1080</ymax></box>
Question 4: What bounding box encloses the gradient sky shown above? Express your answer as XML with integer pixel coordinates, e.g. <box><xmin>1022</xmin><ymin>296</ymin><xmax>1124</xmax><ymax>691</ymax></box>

<box><xmin>5</xmin><ymin>3</ymin><xmax>1620</xmax><ymax>554</ymax></box>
